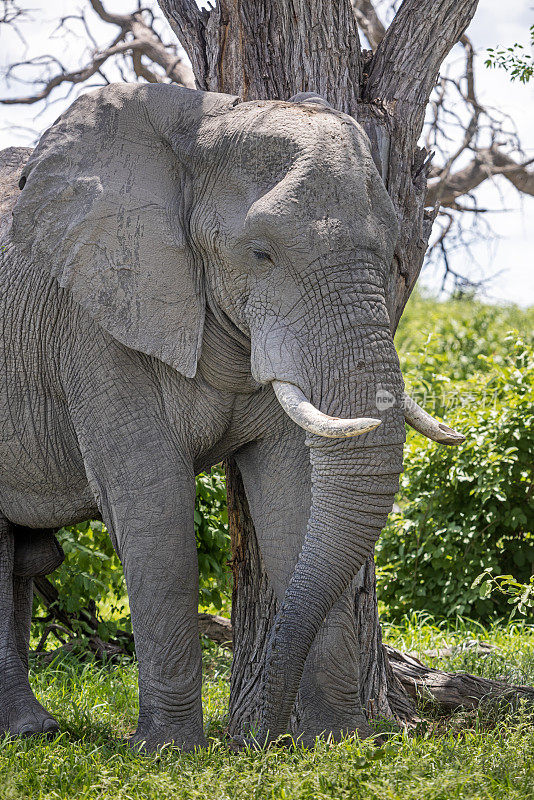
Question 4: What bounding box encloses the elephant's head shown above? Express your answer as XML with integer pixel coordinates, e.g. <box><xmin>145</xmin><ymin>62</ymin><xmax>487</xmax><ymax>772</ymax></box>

<box><xmin>12</xmin><ymin>83</ymin><xmax>463</xmax><ymax>741</ymax></box>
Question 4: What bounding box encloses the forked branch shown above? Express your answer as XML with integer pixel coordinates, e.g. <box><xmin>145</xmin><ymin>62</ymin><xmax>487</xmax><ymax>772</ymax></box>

<box><xmin>157</xmin><ymin>0</ymin><xmax>363</xmax><ymax>112</ymax></box>
<box><xmin>365</xmin><ymin>0</ymin><xmax>480</xmax><ymax>144</ymax></box>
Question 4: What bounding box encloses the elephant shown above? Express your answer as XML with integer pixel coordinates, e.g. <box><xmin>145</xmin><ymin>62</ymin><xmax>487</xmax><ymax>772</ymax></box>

<box><xmin>0</xmin><ymin>83</ymin><xmax>464</xmax><ymax>750</ymax></box>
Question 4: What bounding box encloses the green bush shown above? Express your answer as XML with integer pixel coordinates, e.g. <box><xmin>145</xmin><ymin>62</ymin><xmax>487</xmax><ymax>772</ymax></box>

<box><xmin>376</xmin><ymin>333</ymin><xmax>534</xmax><ymax>620</ymax></box>
<box><xmin>36</xmin><ymin>519</ymin><xmax>131</xmax><ymax>645</ymax></box>
<box><xmin>396</xmin><ymin>289</ymin><xmax>534</xmax><ymax>384</ymax></box>
<box><xmin>194</xmin><ymin>467</ymin><xmax>231</xmax><ymax>611</ymax></box>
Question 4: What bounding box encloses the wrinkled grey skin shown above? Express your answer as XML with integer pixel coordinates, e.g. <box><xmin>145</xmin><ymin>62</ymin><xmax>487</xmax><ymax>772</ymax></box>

<box><xmin>0</xmin><ymin>83</ymin><xmax>404</xmax><ymax>750</ymax></box>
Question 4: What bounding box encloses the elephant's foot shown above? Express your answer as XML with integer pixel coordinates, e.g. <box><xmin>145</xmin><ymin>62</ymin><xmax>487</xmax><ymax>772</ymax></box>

<box><xmin>0</xmin><ymin>676</ymin><xmax>59</xmax><ymax>738</ymax></box>
<box><xmin>127</xmin><ymin>724</ymin><xmax>207</xmax><ymax>753</ymax></box>
<box><xmin>293</xmin><ymin>690</ymin><xmax>374</xmax><ymax>747</ymax></box>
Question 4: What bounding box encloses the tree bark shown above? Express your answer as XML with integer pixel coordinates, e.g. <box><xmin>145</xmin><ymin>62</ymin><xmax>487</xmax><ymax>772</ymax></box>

<box><xmin>158</xmin><ymin>0</ymin><xmax>481</xmax><ymax>735</ymax></box>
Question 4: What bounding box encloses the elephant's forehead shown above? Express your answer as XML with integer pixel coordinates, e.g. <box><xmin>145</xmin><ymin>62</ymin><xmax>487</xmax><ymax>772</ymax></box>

<box><xmin>214</xmin><ymin>101</ymin><xmax>372</xmax><ymax>169</ymax></box>
<box><xmin>200</xmin><ymin>101</ymin><xmax>396</xmax><ymax>240</ymax></box>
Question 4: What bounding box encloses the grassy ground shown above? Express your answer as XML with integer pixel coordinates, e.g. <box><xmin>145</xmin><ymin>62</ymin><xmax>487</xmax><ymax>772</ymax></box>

<box><xmin>1</xmin><ymin>617</ymin><xmax>533</xmax><ymax>800</ymax></box>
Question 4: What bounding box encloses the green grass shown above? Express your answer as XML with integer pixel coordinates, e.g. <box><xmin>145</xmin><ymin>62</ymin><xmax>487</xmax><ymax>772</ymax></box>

<box><xmin>1</xmin><ymin>620</ymin><xmax>533</xmax><ymax>800</ymax></box>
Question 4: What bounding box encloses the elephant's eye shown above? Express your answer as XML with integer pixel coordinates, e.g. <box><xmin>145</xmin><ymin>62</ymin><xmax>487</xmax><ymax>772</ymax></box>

<box><xmin>253</xmin><ymin>250</ymin><xmax>273</xmax><ymax>263</ymax></box>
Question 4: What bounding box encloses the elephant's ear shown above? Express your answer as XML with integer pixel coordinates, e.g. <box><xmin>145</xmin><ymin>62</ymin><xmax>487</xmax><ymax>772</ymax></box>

<box><xmin>289</xmin><ymin>92</ymin><xmax>334</xmax><ymax>109</ymax></box>
<box><xmin>12</xmin><ymin>83</ymin><xmax>239</xmax><ymax>378</ymax></box>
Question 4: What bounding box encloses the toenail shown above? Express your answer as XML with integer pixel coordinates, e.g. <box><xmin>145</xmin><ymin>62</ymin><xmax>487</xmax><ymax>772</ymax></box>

<box><xmin>43</xmin><ymin>719</ymin><xmax>59</xmax><ymax>735</ymax></box>
<box><xmin>19</xmin><ymin>724</ymin><xmax>39</xmax><ymax>737</ymax></box>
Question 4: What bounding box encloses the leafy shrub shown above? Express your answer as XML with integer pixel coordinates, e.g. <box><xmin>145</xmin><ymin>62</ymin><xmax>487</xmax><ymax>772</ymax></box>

<box><xmin>376</xmin><ymin>334</ymin><xmax>534</xmax><ymax>620</ymax></box>
<box><xmin>396</xmin><ymin>289</ymin><xmax>534</xmax><ymax>384</ymax></box>
<box><xmin>34</xmin><ymin>519</ymin><xmax>131</xmax><ymax>645</ymax></box>
<box><xmin>472</xmin><ymin>570</ymin><xmax>534</xmax><ymax>617</ymax></box>
<box><xmin>194</xmin><ymin>467</ymin><xmax>231</xmax><ymax>611</ymax></box>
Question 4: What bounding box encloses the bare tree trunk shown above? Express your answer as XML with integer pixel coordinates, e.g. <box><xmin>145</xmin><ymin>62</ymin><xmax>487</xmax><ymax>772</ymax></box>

<box><xmin>225</xmin><ymin>459</ymin><xmax>277</xmax><ymax>735</ymax></box>
<box><xmin>158</xmin><ymin>0</ymin><xmax>480</xmax><ymax>733</ymax></box>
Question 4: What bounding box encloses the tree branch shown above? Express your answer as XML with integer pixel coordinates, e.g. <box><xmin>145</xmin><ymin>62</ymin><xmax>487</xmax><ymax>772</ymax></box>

<box><xmin>1</xmin><ymin>40</ymin><xmax>132</xmax><ymax>104</ymax></box>
<box><xmin>128</xmin><ymin>12</ymin><xmax>195</xmax><ymax>86</ymax></box>
<box><xmin>385</xmin><ymin>645</ymin><xmax>534</xmax><ymax>712</ymax></box>
<box><xmin>0</xmin><ymin>2</ymin><xmax>195</xmax><ymax>106</ymax></box>
<box><xmin>88</xmin><ymin>0</ymin><xmax>132</xmax><ymax>27</ymax></box>
<box><xmin>157</xmin><ymin>0</ymin><xmax>210</xmax><ymax>88</ymax></box>
<box><xmin>365</xmin><ymin>0</ymin><xmax>480</xmax><ymax>145</ymax></box>
<box><xmin>0</xmin><ymin>0</ymin><xmax>29</xmax><ymax>46</ymax></box>
<box><xmin>351</xmin><ymin>0</ymin><xmax>386</xmax><ymax>50</ymax></box>
<box><xmin>427</xmin><ymin>147</ymin><xmax>534</xmax><ymax>206</ymax></box>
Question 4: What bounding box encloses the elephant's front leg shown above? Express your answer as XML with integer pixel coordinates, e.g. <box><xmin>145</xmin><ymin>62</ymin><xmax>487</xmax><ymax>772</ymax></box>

<box><xmin>85</xmin><ymin>449</ymin><xmax>204</xmax><ymax>752</ymax></box>
<box><xmin>122</xmin><ymin>476</ymin><xmax>204</xmax><ymax>752</ymax></box>
<box><xmin>235</xmin><ymin>422</ymin><xmax>370</xmax><ymax>743</ymax></box>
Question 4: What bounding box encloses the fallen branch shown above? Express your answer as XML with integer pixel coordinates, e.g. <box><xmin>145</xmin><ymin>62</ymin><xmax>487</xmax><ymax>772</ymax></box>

<box><xmin>384</xmin><ymin>644</ymin><xmax>534</xmax><ymax>712</ymax></box>
<box><xmin>33</xmin><ymin>636</ymin><xmax>128</xmax><ymax>666</ymax></box>
<box><xmin>198</xmin><ymin>613</ymin><xmax>233</xmax><ymax>649</ymax></box>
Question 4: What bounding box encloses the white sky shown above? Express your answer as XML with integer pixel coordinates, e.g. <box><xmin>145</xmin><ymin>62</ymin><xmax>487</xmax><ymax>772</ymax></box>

<box><xmin>0</xmin><ymin>0</ymin><xmax>532</xmax><ymax>307</ymax></box>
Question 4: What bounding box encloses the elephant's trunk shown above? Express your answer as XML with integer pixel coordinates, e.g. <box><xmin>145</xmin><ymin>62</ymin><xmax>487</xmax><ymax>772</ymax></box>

<box><xmin>257</xmin><ymin>332</ymin><xmax>405</xmax><ymax>743</ymax></box>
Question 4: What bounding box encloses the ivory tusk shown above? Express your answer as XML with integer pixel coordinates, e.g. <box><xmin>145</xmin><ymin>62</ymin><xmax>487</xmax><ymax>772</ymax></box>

<box><xmin>403</xmin><ymin>392</ymin><xmax>465</xmax><ymax>445</ymax></box>
<box><xmin>272</xmin><ymin>380</ymin><xmax>382</xmax><ymax>439</ymax></box>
